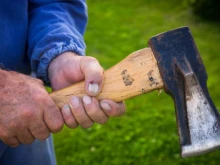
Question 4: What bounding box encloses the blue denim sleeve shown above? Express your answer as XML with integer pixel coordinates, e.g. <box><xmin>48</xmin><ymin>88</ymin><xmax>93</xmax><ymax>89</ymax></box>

<box><xmin>28</xmin><ymin>0</ymin><xmax>88</xmax><ymax>84</ymax></box>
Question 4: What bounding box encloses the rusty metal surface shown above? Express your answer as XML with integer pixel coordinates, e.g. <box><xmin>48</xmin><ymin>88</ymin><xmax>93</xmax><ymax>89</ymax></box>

<box><xmin>148</xmin><ymin>27</ymin><xmax>220</xmax><ymax>157</ymax></box>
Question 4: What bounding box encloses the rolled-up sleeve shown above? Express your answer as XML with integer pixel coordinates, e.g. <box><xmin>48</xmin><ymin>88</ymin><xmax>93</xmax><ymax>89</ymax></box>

<box><xmin>28</xmin><ymin>0</ymin><xmax>88</xmax><ymax>84</ymax></box>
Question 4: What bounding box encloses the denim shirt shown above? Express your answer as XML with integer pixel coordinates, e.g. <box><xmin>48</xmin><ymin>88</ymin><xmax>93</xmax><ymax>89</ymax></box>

<box><xmin>0</xmin><ymin>0</ymin><xmax>87</xmax><ymax>83</ymax></box>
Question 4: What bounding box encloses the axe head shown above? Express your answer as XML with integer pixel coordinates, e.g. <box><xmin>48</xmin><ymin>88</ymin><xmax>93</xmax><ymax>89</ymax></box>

<box><xmin>148</xmin><ymin>27</ymin><xmax>220</xmax><ymax>158</ymax></box>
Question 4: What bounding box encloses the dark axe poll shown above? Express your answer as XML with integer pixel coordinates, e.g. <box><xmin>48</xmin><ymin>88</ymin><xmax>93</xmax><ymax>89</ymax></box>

<box><xmin>50</xmin><ymin>27</ymin><xmax>220</xmax><ymax>158</ymax></box>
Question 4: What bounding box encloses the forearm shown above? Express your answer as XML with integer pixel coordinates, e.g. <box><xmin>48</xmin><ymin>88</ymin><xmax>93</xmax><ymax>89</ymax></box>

<box><xmin>28</xmin><ymin>0</ymin><xmax>88</xmax><ymax>84</ymax></box>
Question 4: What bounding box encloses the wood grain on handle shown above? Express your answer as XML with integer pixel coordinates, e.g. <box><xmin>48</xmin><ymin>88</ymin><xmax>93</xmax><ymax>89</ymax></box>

<box><xmin>49</xmin><ymin>48</ymin><xmax>164</xmax><ymax>108</ymax></box>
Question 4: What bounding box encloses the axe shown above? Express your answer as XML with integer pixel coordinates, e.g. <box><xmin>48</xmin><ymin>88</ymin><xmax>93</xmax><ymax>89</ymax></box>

<box><xmin>50</xmin><ymin>27</ymin><xmax>220</xmax><ymax>158</ymax></box>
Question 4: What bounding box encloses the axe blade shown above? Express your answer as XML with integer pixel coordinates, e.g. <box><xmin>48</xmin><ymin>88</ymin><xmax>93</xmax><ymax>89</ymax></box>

<box><xmin>148</xmin><ymin>27</ymin><xmax>220</xmax><ymax>157</ymax></box>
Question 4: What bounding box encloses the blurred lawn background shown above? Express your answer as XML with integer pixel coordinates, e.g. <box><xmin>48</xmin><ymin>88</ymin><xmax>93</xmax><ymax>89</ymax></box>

<box><xmin>54</xmin><ymin>0</ymin><xmax>220</xmax><ymax>164</ymax></box>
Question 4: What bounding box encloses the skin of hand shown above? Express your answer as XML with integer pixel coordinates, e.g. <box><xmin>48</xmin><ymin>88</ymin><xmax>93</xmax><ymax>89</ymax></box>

<box><xmin>48</xmin><ymin>52</ymin><xmax>126</xmax><ymax>128</ymax></box>
<box><xmin>0</xmin><ymin>70</ymin><xmax>64</xmax><ymax>147</ymax></box>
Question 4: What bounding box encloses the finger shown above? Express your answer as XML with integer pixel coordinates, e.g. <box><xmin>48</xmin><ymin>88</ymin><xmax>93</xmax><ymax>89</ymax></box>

<box><xmin>80</xmin><ymin>56</ymin><xmax>104</xmax><ymax>96</ymax></box>
<box><xmin>61</xmin><ymin>105</ymin><xmax>78</xmax><ymax>129</ymax></box>
<box><xmin>0</xmin><ymin>124</ymin><xmax>19</xmax><ymax>147</ymax></box>
<box><xmin>82</xmin><ymin>96</ymin><xmax>108</xmax><ymax>124</ymax></box>
<box><xmin>2</xmin><ymin>136</ymin><xmax>20</xmax><ymax>147</ymax></box>
<box><xmin>69</xmin><ymin>96</ymin><xmax>93</xmax><ymax>128</ymax></box>
<box><xmin>17</xmin><ymin>129</ymin><xmax>35</xmax><ymax>144</ymax></box>
<box><xmin>43</xmin><ymin>98</ymin><xmax>64</xmax><ymax>133</ymax></box>
<box><xmin>100</xmin><ymin>100</ymin><xmax>126</xmax><ymax>117</ymax></box>
<box><xmin>29</xmin><ymin>121</ymin><xmax>51</xmax><ymax>140</ymax></box>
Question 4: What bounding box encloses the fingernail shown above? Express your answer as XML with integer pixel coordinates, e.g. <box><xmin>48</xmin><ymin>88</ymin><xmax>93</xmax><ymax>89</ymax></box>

<box><xmin>62</xmin><ymin>105</ymin><xmax>72</xmax><ymax>115</ymax></box>
<box><xmin>88</xmin><ymin>82</ymin><xmax>99</xmax><ymax>95</ymax></box>
<box><xmin>100</xmin><ymin>102</ymin><xmax>111</xmax><ymax>111</ymax></box>
<box><xmin>70</xmin><ymin>96</ymin><xmax>80</xmax><ymax>108</ymax></box>
<box><xmin>82</xmin><ymin>95</ymin><xmax>92</xmax><ymax>105</ymax></box>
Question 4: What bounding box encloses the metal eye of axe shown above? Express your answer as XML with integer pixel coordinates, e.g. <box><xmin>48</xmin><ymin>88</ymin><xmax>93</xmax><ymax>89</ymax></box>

<box><xmin>50</xmin><ymin>27</ymin><xmax>220</xmax><ymax>158</ymax></box>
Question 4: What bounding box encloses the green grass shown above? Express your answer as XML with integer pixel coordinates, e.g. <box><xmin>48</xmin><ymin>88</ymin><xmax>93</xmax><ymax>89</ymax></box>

<box><xmin>54</xmin><ymin>0</ymin><xmax>220</xmax><ymax>164</ymax></box>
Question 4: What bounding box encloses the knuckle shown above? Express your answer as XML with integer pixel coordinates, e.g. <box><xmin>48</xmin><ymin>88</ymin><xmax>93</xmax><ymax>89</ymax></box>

<box><xmin>83</xmin><ymin>56</ymin><xmax>103</xmax><ymax>70</ymax></box>
<box><xmin>64</xmin><ymin>118</ymin><xmax>78</xmax><ymax>129</ymax></box>
<box><xmin>111</xmin><ymin>102</ymin><xmax>126</xmax><ymax>117</ymax></box>
<box><xmin>7</xmin><ymin>140</ymin><xmax>20</xmax><ymax>147</ymax></box>
<box><xmin>30</xmin><ymin>123</ymin><xmax>44</xmax><ymax>132</ymax></box>
<box><xmin>32</xmin><ymin>87</ymin><xmax>49</xmax><ymax>104</ymax></box>
<box><xmin>21</xmin><ymin>109</ymin><xmax>35</xmax><ymax>119</ymax></box>
<box><xmin>30</xmin><ymin>123</ymin><xmax>49</xmax><ymax>140</ymax></box>
<box><xmin>30</xmin><ymin>123</ymin><xmax>50</xmax><ymax>140</ymax></box>
<box><xmin>86</xmin><ymin>56</ymin><xmax>98</xmax><ymax>62</ymax></box>
<box><xmin>3</xmin><ymin>137</ymin><xmax>19</xmax><ymax>147</ymax></box>
<box><xmin>50</xmin><ymin>121</ymin><xmax>64</xmax><ymax>133</ymax></box>
<box><xmin>36</xmin><ymin>79</ymin><xmax>44</xmax><ymax>85</ymax></box>
<box><xmin>9</xmin><ymin>143</ymin><xmax>19</xmax><ymax>147</ymax></box>
<box><xmin>8</xmin><ymin>120</ymin><xmax>18</xmax><ymax>130</ymax></box>
<box><xmin>86</xmin><ymin>109</ymin><xmax>108</xmax><ymax>124</ymax></box>
<box><xmin>37</xmin><ymin>132</ymin><xmax>50</xmax><ymax>140</ymax></box>
<box><xmin>81</xmin><ymin>121</ymin><xmax>94</xmax><ymax>128</ymax></box>
<box><xmin>20</xmin><ymin>136</ymin><xmax>35</xmax><ymax>144</ymax></box>
<box><xmin>98</xmin><ymin>116</ymin><xmax>109</xmax><ymax>124</ymax></box>
<box><xmin>24</xmin><ymin>139</ymin><xmax>34</xmax><ymax>144</ymax></box>
<box><xmin>66</xmin><ymin>122</ymin><xmax>78</xmax><ymax>129</ymax></box>
<box><xmin>44</xmin><ymin>106</ymin><xmax>64</xmax><ymax>133</ymax></box>
<box><xmin>34</xmin><ymin>91</ymin><xmax>46</xmax><ymax>103</ymax></box>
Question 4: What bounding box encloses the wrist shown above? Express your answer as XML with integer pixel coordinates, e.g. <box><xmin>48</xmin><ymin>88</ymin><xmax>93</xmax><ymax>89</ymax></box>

<box><xmin>48</xmin><ymin>52</ymin><xmax>79</xmax><ymax>83</ymax></box>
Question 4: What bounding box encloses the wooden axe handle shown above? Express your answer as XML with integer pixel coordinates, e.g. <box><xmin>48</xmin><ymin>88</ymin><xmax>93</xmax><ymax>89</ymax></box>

<box><xmin>49</xmin><ymin>48</ymin><xmax>164</xmax><ymax>108</ymax></box>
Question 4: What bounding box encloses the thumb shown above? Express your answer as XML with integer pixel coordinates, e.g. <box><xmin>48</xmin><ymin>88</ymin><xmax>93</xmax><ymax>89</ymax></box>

<box><xmin>80</xmin><ymin>56</ymin><xmax>104</xmax><ymax>96</ymax></box>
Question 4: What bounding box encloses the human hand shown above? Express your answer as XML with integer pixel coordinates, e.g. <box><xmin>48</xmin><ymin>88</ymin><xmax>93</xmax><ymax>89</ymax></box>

<box><xmin>48</xmin><ymin>52</ymin><xmax>126</xmax><ymax>128</ymax></box>
<box><xmin>0</xmin><ymin>70</ymin><xmax>64</xmax><ymax>147</ymax></box>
